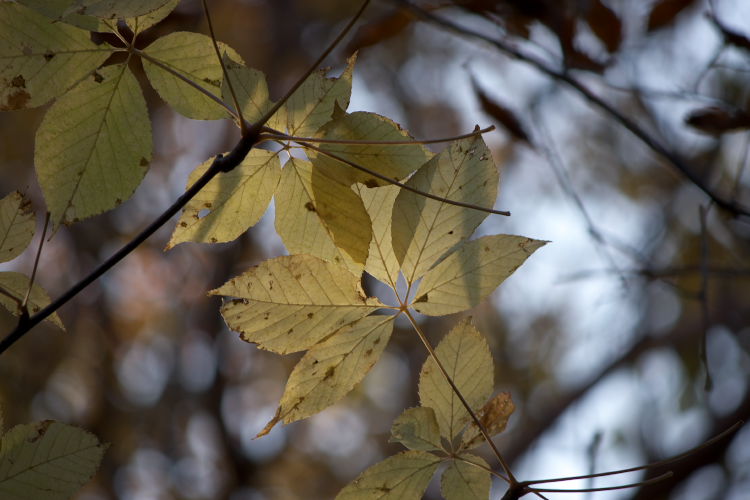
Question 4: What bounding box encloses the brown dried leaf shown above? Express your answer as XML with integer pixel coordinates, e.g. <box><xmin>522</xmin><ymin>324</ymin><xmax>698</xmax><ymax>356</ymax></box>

<box><xmin>470</xmin><ymin>76</ymin><xmax>531</xmax><ymax>145</ymax></box>
<box><xmin>685</xmin><ymin>106</ymin><xmax>750</xmax><ymax>135</ymax></box>
<box><xmin>460</xmin><ymin>392</ymin><xmax>515</xmax><ymax>450</ymax></box>
<box><xmin>345</xmin><ymin>9</ymin><xmax>415</xmax><ymax>54</ymax></box>
<box><xmin>586</xmin><ymin>0</ymin><xmax>622</xmax><ymax>53</ymax></box>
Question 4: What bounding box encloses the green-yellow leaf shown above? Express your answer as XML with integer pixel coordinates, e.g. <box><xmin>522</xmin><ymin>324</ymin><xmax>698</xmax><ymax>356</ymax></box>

<box><xmin>314</xmin><ymin>111</ymin><xmax>433</xmax><ymax>186</ymax></box>
<box><xmin>167</xmin><ymin>149</ymin><xmax>280</xmax><ymax>248</ymax></box>
<box><xmin>336</xmin><ymin>450</ymin><xmax>441</xmax><ymax>500</ymax></box>
<box><xmin>221</xmin><ymin>55</ymin><xmax>274</xmax><ymax>125</ymax></box>
<box><xmin>392</xmin><ymin>135</ymin><xmax>499</xmax><ymax>284</ymax></box>
<box><xmin>390</xmin><ymin>407</ymin><xmax>443</xmax><ymax>452</ymax></box>
<box><xmin>0</xmin><ymin>192</ymin><xmax>35</xmax><ymax>263</ymax></box>
<box><xmin>35</xmin><ymin>64</ymin><xmax>151</xmax><ymax>226</ymax></box>
<box><xmin>0</xmin><ymin>272</ymin><xmax>64</xmax><ymax>330</ymax></box>
<box><xmin>413</xmin><ymin>235</ymin><xmax>547</xmax><ymax>316</ymax></box>
<box><xmin>0</xmin><ymin>3</ymin><xmax>113</xmax><ymax>110</ymax></box>
<box><xmin>275</xmin><ymin>158</ymin><xmax>371</xmax><ymax>275</ymax></box>
<box><xmin>142</xmin><ymin>32</ymin><xmax>243</xmax><ymax>120</ymax></box>
<box><xmin>259</xmin><ymin>315</ymin><xmax>395</xmax><ymax>436</ymax></box>
<box><xmin>354</xmin><ymin>184</ymin><xmax>400</xmax><ymax>289</ymax></box>
<box><xmin>67</xmin><ymin>0</ymin><xmax>173</xmax><ymax>19</ymax></box>
<box><xmin>15</xmin><ymin>1</ymin><xmax>107</xmax><ymax>31</ymax></box>
<box><xmin>460</xmin><ymin>392</ymin><xmax>515</xmax><ymax>451</ymax></box>
<box><xmin>0</xmin><ymin>420</ymin><xmax>106</xmax><ymax>500</ymax></box>
<box><xmin>419</xmin><ymin>318</ymin><xmax>493</xmax><ymax>441</ymax></box>
<box><xmin>275</xmin><ymin>52</ymin><xmax>356</xmax><ymax>136</ymax></box>
<box><xmin>441</xmin><ymin>454</ymin><xmax>491</xmax><ymax>500</ymax></box>
<box><xmin>125</xmin><ymin>0</ymin><xmax>180</xmax><ymax>32</ymax></box>
<box><xmin>211</xmin><ymin>255</ymin><xmax>384</xmax><ymax>354</ymax></box>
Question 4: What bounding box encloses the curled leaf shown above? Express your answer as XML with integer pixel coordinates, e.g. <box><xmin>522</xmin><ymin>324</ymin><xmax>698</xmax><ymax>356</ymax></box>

<box><xmin>460</xmin><ymin>392</ymin><xmax>515</xmax><ymax>451</ymax></box>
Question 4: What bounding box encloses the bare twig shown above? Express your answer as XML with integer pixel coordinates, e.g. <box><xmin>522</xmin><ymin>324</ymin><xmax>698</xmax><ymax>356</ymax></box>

<box><xmin>201</xmin><ymin>0</ymin><xmax>246</xmax><ymax>134</ymax></box>
<box><xmin>21</xmin><ymin>212</ymin><xmax>49</xmax><ymax>310</ymax></box>
<box><xmin>259</xmin><ymin>125</ymin><xmax>495</xmax><ymax>145</ymax></box>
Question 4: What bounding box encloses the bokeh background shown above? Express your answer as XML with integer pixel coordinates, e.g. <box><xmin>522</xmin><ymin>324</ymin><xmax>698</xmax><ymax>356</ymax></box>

<box><xmin>1</xmin><ymin>0</ymin><xmax>749</xmax><ymax>499</ymax></box>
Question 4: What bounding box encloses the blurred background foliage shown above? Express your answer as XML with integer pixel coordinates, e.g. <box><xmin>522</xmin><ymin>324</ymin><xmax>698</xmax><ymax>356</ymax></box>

<box><xmin>1</xmin><ymin>0</ymin><xmax>749</xmax><ymax>498</ymax></box>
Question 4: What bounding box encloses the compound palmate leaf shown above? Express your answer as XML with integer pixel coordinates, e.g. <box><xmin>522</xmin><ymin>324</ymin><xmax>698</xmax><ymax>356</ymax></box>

<box><xmin>0</xmin><ymin>192</ymin><xmax>35</xmax><ymax>263</ymax></box>
<box><xmin>211</xmin><ymin>255</ymin><xmax>385</xmax><ymax>354</ymax></box>
<box><xmin>35</xmin><ymin>63</ymin><xmax>151</xmax><ymax>226</ymax></box>
<box><xmin>0</xmin><ymin>420</ymin><xmax>106</xmax><ymax>500</ymax></box>
<box><xmin>0</xmin><ymin>272</ymin><xmax>64</xmax><ymax>330</ymax></box>
<box><xmin>68</xmin><ymin>0</ymin><xmax>174</xmax><ymax>20</ymax></box>
<box><xmin>413</xmin><ymin>235</ymin><xmax>547</xmax><ymax>316</ymax></box>
<box><xmin>221</xmin><ymin>55</ymin><xmax>273</xmax><ymax>125</ymax></box>
<box><xmin>167</xmin><ymin>149</ymin><xmax>280</xmax><ymax>248</ymax></box>
<box><xmin>0</xmin><ymin>2</ymin><xmax>113</xmax><ymax>110</ymax></box>
<box><xmin>336</xmin><ymin>451</ymin><xmax>442</xmax><ymax>500</ymax></box>
<box><xmin>259</xmin><ymin>315</ymin><xmax>395</xmax><ymax>437</ymax></box>
<box><xmin>142</xmin><ymin>32</ymin><xmax>243</xmax><ymax>120</ymax></box>
<box><xmin>392</xmin><ymin>134</ymin><xmax>499</xmax><ymax>284</ymax></box>
<box><xmin>419</xmin><ymin>318</ymin><xmax>493</xmax><ymax>441</ymax></box>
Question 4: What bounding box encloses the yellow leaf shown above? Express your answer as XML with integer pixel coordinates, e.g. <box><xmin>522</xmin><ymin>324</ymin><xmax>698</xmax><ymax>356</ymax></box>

<box><xmin>314</xmin><ymin>111</ymin><xmax>433</xmax><ymax>186</ymax></box>
<box><xmin>221</xmin><ymin>55</ymin><xmax>274</xmax><ymax>124</ymax></box>
<box><xmin>275</xmin><ymin>52</ymin><xmax>357</xmax><ymax>136</ymax></box>
<box><xmin>211</xmin><ymin>255</ymin><xmax>384</xmax><ymax>354</ymax></box>
<box><xmin>354</xmin><ymin>183</ymin><xmax>400</xmax><ymax>289</ymax></box>
<box><xmin>441</xmin><ymin>454</ymin><xmax>491</xmax><ymax>500</ymax></box>
<box><xmin>390</xmin><ymin>407</ymin><xmax>443</xmax><ymax>452</ymax></box>
<box><xmin>261</xmin><ymin>315</ymin><xmax>394</xmax><ymax>435</ymax></box>
<box><xmin>0</xmin><ymin>192</ymin><xmax>35</xmax><ymax>263</ymax></box>
<box><xmin>336</xmin><ymin>451</ymin><xmax>441</xmax><ymax>500</ymax></box>
<box><xmin>275</xmin><ymin>158</ymin><xmax>371</xmax><ymax>275</ymax></box>
<box><xmin>392</xmin><ymin>135</ymin><xmax>498</xmax><ymax>284</ymax></box>
<box><xmin>35</xmin><ymin>64</ymin><xmax>151</xmax><ymax>226</ymax></box>
<box><xmin>143</xmin><ymin>32</ymin><xmax>243</xmax><ymax>120</ymax></box>
<box><xmin>413</xmin><ymin>235</ymin><xmax>547</xmax><ymax>316</ymax></box>
<box><xmin>0</xmin><ymin>272</ymin><xmax>64</xmax><ymax>331</ymax></box>
<box><xmin>167</xmin><ymin>150</ymin><xmax>280</xmax><ymax>248</ymax></box>
<box><xmin>418</xmin><ymin>318</ymin><xmax>492</xmax><ymax>440</ymax></box>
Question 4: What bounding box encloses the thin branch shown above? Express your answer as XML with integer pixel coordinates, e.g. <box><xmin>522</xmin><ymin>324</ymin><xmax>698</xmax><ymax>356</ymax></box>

<box><xmin>201</xmin><ymin>0</ymin><xmax>245</xmax><ymax>134</ymax></box>
<box><xmin>0</xmin><ymin>286</ymin><xmax>22</xmax><ymax>310</ymax></box>
<box><xmin>523</xmin><ymin>421</ymin><xmax>742</xmax><ymax>485</ymax></box>
<box><xmin>21</xmin><ymin>212</ymin><xmax>49</xmax><ymax>310</ymax></box>
<box><xmin>298</xmin><ymin>140</ymin><xmax>511</xmax><ymax>216</ymax></box>
<box><xmin>698</xmin><ymin>204</ymin><xmax>713</xmax><ymax>390</ymax></box>
<box><xmin>135</xmin><ymin>49</ymin><xmax>240</xmax><ymax>121</ymax></box>
<box><xmin>259</xmin><ymin>125</ymin><xmax>495</xmax><ymax>146</ymax></box>
<box><xmin>533</xmin><ymin>112</ymin><xmax>629</xmax><ymax>287</ymax></box>
<box><xmin>394</xmin><ymin>1</ymin><xmax>750</xmax><ymax>218</ymax></box>
<box><xmin>403</xmin><ymin>309</ymin><xmax>516</xmax><ymax>484</ymax></box>
<box><xmin>530</xmin><ymin>473</ymin><xmax>672</xmax><ymax>494</ymax></box>
<box><xmin>253</xmin><ymin>0</ymin><xmax>371</xmax><ymax>129</ymax></box>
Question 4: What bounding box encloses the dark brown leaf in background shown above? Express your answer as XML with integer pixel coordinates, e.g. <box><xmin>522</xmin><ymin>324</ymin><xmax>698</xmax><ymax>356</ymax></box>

<box><xmin>470</xmin><ymin>75</ymin><xmax>531</xmax><ymax>145</ymax></box>
<box><xmin>647</xmin><ymin>0</ymin><xmax>698</xmax><ymax>31</ymax></box>
<box><xmin>345</xmin><ymin>8</ymin><xmax>415</xmax><ymax>54</ymax></box>
<box><xmin>685</xmin><ymin>106</ymin><xmax>750</xmax><ymax>135</ymax></box>
<box><xmin>586</xmin><ymin>0</ymin><xmax>622</xmax><ymax>52</ymax></box>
